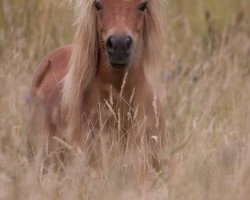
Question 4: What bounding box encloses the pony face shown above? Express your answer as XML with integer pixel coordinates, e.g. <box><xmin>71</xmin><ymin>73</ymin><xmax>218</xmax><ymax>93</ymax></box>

<box><xmin>94</xmin><ymin>0</ymin><xmax>148</xmax><ymax>69</ymax></box>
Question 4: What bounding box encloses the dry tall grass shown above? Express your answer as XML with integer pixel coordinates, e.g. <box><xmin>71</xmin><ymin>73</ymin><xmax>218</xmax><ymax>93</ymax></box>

<box><xmin>0</xmin><ymin>0</ymin><xmax>249</xmax><ymax>199</ymax></box>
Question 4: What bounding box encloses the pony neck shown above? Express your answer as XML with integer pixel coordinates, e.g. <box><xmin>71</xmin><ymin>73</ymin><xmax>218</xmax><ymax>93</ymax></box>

<box><xmin>97</xmin><ymin>51</ymin><xmax>145</xmax><ymax>93</ymax></box>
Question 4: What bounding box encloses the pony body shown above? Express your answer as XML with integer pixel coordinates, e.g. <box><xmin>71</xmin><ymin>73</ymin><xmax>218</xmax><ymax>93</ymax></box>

<box><xmin>30</xmin><ymin>0</ymin><xmax>166</xmax><ymax>168</ymax></box>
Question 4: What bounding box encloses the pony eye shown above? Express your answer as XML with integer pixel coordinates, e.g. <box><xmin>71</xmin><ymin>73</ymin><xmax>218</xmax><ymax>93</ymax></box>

<box><xmin>138</xmin><ymin>2</ymin><xmax>148</xmax><ymax>12</ymax></box>
<box><xmin>94</xmin><ymin>1</ymin><xmax>102</xmax><ymax>11</ymax></box>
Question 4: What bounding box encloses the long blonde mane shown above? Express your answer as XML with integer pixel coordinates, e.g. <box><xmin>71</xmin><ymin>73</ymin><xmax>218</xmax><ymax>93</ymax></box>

<box><xmin>62</xmin><ymin>0</ymin><xmax>166</xmax><ymax>137</ymax></box>
<box><xmin>144</xmin><ymin>0</ymin><xmax>166</xmax><ymax>66</ymax></box>
<box><xmin>62</xmin><ymin>0</ymin><xmax>97</xmax><ymax>136</ymax></box>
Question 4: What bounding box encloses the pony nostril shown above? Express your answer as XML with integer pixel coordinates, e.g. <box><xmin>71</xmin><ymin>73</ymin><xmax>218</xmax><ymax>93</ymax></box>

<box><xmin>124</xmin><ymin>37</ymin><xmax>132</xmax><ymax>51</ymax></box>
<box><xmin>106</xmin><ymin>37</ymin><xmax>115</xmax><ymax>54</ymax></box>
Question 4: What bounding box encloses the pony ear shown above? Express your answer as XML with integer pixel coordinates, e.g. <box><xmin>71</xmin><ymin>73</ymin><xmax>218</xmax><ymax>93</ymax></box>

<box><xmin>143</xmin><ymin>0</ymin><xmax>166</xmax><ymax>67</ymax></box>
<box><xmin>62</xmin><ymin>0</ymin><xmax>98</xmax><ymax>125</ymax></box>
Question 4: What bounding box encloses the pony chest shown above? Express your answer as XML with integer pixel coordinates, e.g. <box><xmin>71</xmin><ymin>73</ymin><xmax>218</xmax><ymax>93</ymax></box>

<box><xmin>84</xmin><ymin>96</ymin><xmax>138</xmax><ymax>132</ymax></box>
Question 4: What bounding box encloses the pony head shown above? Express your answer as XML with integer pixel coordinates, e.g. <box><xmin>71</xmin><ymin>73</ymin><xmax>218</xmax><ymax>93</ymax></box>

<box><xmin>94</xmin><ymin>0</ymin><xmax>150</xmax><ymax>69</ymax></box>
<box><xmin>93</xmin><ymin>0</ymin><xmax>165</xmax><ymax>69</ymax></box>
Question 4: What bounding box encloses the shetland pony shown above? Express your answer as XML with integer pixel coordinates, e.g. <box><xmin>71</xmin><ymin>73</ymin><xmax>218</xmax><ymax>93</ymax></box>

<box><xmin>30</xmin><ymin>0</ymin><xmax>166</xmax><ymax>169</ymax></box>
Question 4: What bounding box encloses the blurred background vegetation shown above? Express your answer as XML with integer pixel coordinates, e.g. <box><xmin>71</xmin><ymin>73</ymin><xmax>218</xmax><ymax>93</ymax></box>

<box><xmin>0</xmin><ymin>0</ymin><xmax>249</xmax><ymax>199</ymax></box>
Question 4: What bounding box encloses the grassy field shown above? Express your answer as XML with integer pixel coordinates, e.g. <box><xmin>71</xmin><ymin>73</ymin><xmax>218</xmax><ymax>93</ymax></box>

<box><xmin>0</xmin><ymin>0</ymin><xmax>249</xmax><ymax>199</ymax></box>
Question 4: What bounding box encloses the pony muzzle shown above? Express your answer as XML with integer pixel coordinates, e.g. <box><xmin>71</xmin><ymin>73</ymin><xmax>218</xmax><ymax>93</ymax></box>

<box><xmin>105</xmin><ymin>35</ymin><xmax>133</xmax><ymax>69</ymax></box>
